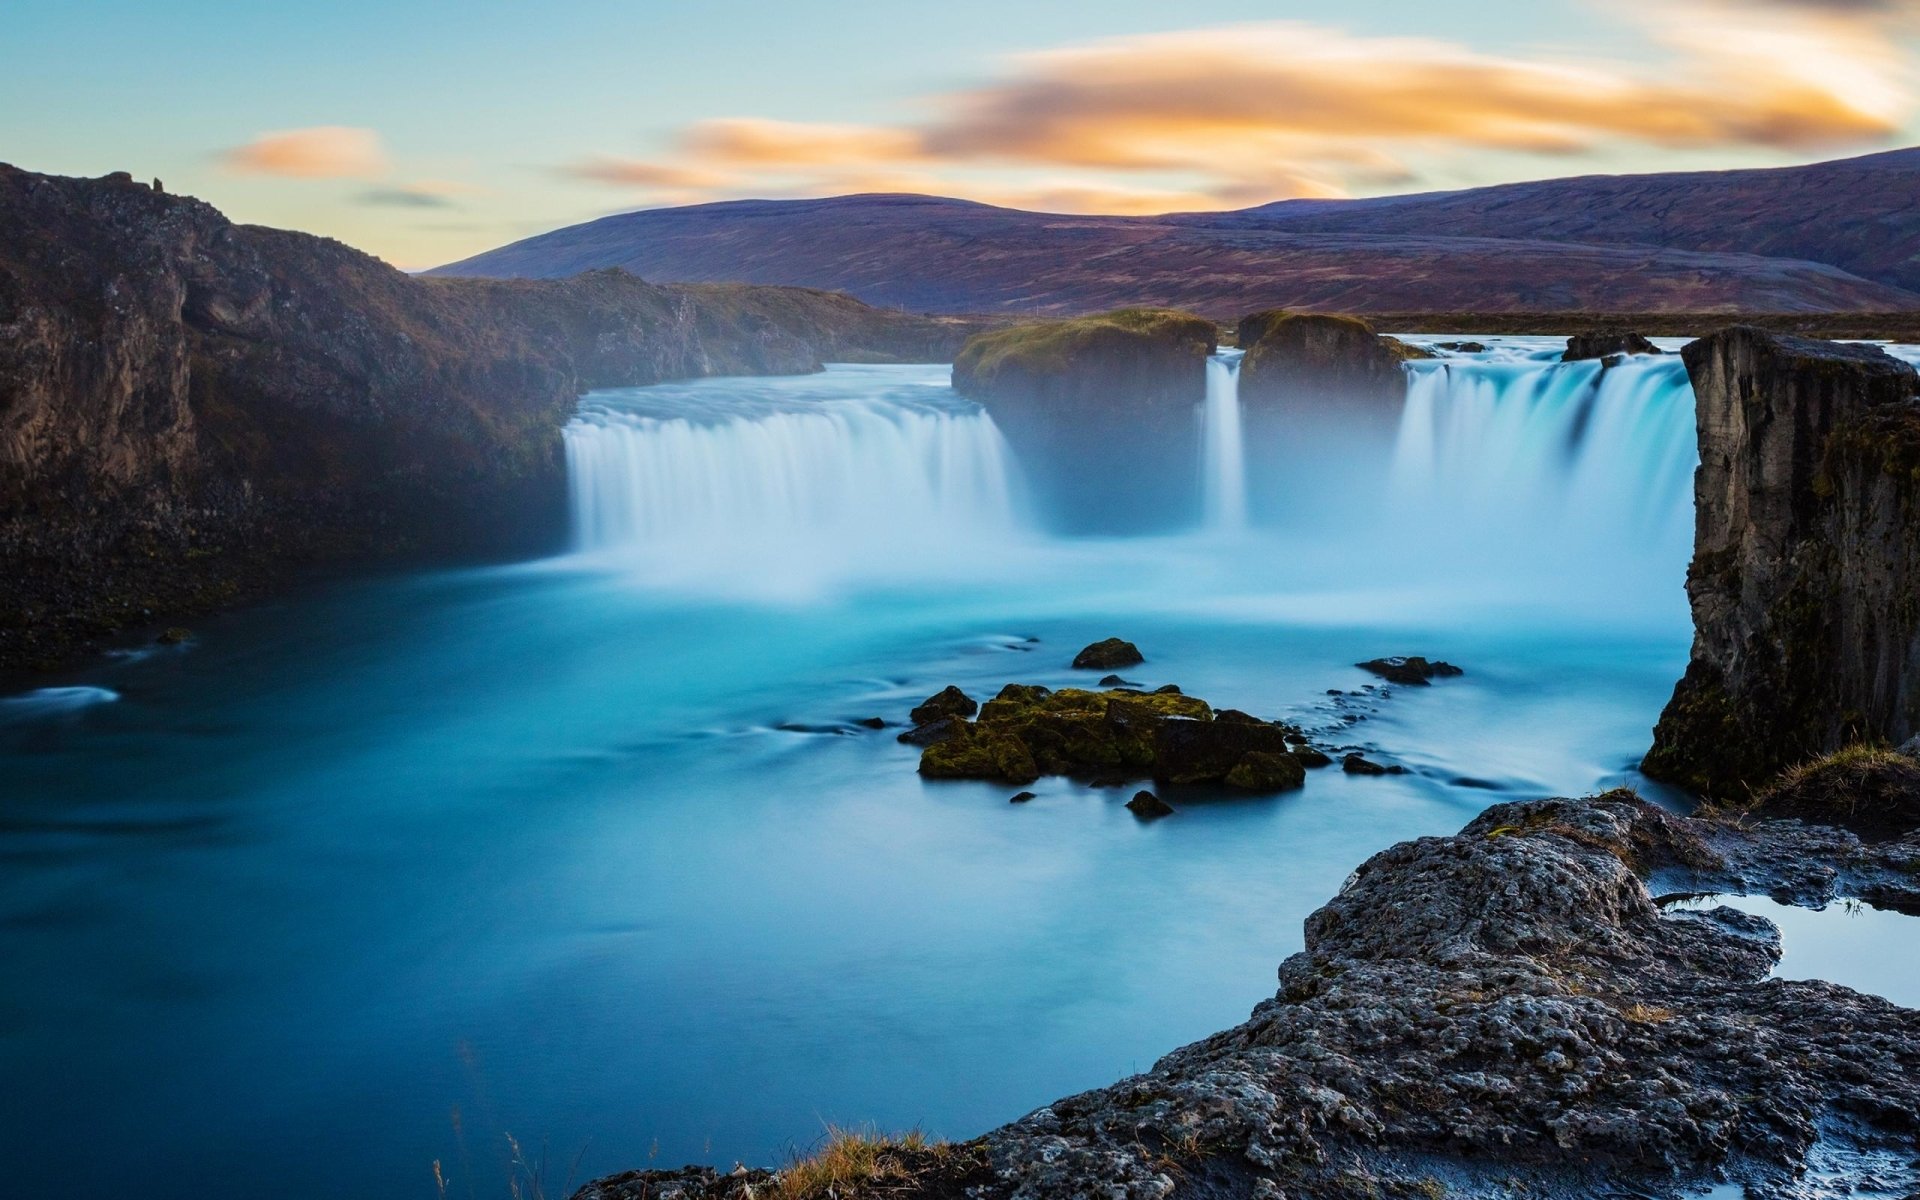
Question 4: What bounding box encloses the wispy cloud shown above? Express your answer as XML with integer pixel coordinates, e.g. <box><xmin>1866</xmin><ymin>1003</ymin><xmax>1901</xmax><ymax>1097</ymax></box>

<box><xmin>353</xmin><ymin>179</ymin><xmax>487</xmax><ymax>208</ymax></box>
<box><xmin>221</xmin><ymin>126</ymin><xmax>389</xmax><ymax>179</ymax></box>
<box><xmin>565</xmin><ymin>3</ymin><xmax>1913</xmax><ymax>213</ymax></box>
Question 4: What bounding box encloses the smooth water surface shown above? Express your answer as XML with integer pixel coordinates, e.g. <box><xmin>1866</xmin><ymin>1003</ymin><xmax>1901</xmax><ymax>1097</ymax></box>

<box><xmin>2</xmin><ymin>348</ymin><xmax>1703</xmax><ymax>1199</ymax></box>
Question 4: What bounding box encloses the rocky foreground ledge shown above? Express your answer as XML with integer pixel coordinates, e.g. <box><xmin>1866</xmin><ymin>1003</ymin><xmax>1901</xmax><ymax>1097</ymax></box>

<box><xmin>581</xmin><ymin>784</ymin><xmax>1920</xmax><ymax>1200</ymax></box>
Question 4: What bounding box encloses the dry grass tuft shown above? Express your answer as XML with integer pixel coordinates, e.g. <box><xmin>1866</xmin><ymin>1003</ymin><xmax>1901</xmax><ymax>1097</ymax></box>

<box><xmin>775</xmin><ymin>1126</ymin><xmax>949</xmax><ymax>1199</ymax></box>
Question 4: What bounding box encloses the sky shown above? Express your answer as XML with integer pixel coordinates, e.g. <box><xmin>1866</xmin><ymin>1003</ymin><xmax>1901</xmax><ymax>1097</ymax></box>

<box><xmin>4</xmin><ymin>0</ymin><xmax>1917</xmax><ymax>269</ymax></box>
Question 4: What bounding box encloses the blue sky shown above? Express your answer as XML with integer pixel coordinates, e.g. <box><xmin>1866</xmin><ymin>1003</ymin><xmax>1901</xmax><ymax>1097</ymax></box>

<box><xmin>5</xmin><ymin>0</ymin><xmax>1915</xmax><ymax>267</ymax></box>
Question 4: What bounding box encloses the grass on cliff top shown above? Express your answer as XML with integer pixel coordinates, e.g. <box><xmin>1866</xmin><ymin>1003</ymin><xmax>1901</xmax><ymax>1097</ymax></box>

<box><xmin>1235</xmin><ymin>308</ymin><xmax>1379</xmax><ymax>349</ymax></box>
<box><xmin>1765</xmin><ymin>743</ymin><xmax>1920</xmax><ymax>806</ymax></box>
<box><xmin>953</xmin><ymin>307</ymin><xmax>1215</xmax><ymax>379</ymax></box>
<box><xmin>1712</xmin><ymin>742</ymin><xmax>1920</xmax><ymax>838</ymax></box>
<box><xmin>775</xmin><ymin>1127</ymin><xmax>966</xmax><ymax>1199</ymax></box>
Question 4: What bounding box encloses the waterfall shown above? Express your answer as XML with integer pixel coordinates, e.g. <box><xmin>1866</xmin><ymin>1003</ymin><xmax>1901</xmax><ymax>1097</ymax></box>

<box><xmin>561</xmin><ymin>371</ymin><xmax>1023</xmax><ymax>587</ymax></box>
<box><xmin>1201</xmin><ymin>350</ymin><xmax>1248</xmax><ymax>532</ymax></box>
<box><xmin>1382</xmin><ymin>352</ymin><xmax>1697</xmax><ymax>586</ymax></box>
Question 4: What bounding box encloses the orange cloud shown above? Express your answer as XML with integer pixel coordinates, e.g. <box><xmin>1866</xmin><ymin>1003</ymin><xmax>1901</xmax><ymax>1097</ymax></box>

<box><xmin>681</xmin><ymin>119</ymin><xmax>924</xmax><ymax>167</ymax></box>
<box><xmin>567</xmin><ymin>6</ymin><xmax>1912</xmax><ymax>213</ymax></box>
<box><xmin>924</xmin><ymin>21</ymin><xmax>1901</xmax><ymax>169</ymax></box>
<box><xmin>564</xmin><ymin>157</ymin><xmax>739</xmax><ymax>190</ymax></box>
<box><xmin>222</xmin><ymin>126</ymin><xmax>388</xmax><ymax>179</ymax></box>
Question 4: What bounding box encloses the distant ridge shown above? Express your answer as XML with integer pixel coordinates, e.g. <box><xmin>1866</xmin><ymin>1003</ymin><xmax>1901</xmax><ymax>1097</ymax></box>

<box><xmin>431</xmin><ymin>149</ymin><xmax>1920</xmax><ymax>317</ymax></box>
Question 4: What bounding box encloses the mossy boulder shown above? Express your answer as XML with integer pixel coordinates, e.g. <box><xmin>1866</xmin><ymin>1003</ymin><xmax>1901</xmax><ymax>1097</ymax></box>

<box><xmin>1226</xmin><ymin>751</ymin><xmax>1307</xmax><ymax>792</ymax></box>
<box><xmin>915</xmin><ymin>680</ymin><xmax>1304</xmax><ymax>790</ymax></box>
<box><xmin>919</xmin><ymin>721</ymin><xmax>1040</xmax><ymax>784</ymax></box>
<box><xmin>910</xmin><ymin>685</ymin><xmax>977</xmax><ymax>726</ymax></box>
<box><xmin>1154</xmin><ymin>717</ymin><xmax>1295</xmax><ymax>785</ymax></box>
<box><xmin>1072</xmin><ymin>638</ymin><xmax>1144</xmax><ymax>670</ymax></box>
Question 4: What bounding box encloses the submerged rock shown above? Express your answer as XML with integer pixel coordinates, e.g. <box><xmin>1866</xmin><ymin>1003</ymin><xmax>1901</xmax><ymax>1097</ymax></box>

<box><xmin>1071</xmin><ymin>638</ymin><xmax>1143</xmax><ymax>670</ymax></box>
<box><xmin>909</xmin><ymin>685</ymin><xmax>977</xmax><ymax>726</ymax></box>
<box><xmin>155</xmin><ymin>627</ymin><xmax>192</xmax><ymax>645</ymax></box>
<box><xmin>896</xmin><ymin>715</ymin><xmax>967</xmax><ymax>747</ymax></box>
<box><xmin>854</xmin><ymin>717</ymin><xmax>887</xmax><ymax>730</ymax></box>
<box><xmin>1356</xmin><ymin>655</ymin><xmax>1465</xmax><ymax>685</ymax></box>
<box><xmin>1007</xmin><ymin>791</ymin><xmax>1036</xmax><ymax>804</ymax></box>
<box><xmin>1342</xmin><ymin>752</ymin><xmax>1406</xmax><ymax>775</ymax></box>
<box><xmin>579</xmin><ymin>791</ymin><xmax>1920</xmax><ymax>1200</ymax></box>
<box><xmin>1124</xmin><ymin>790</ymin><xmax>1173</xmax><ymax>819</ymax></box>
<box><xmin>1644</xmin><ymin>327</ymin><xmax>1920</xmax><ymax>798</ymax></box>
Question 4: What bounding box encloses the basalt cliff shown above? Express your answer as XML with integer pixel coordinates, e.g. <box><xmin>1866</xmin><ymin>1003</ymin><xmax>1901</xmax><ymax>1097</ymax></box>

<box><xmin>0</xmin><ymin>165</ymin><xmax>984</xmax><ymax>672</ymax></box>
<box><xmin>1644</xmin><ymin>327</ymin><xmax>1920</xmax><ymax>797</ymax></box>
<box><xmin>950</xmin><ymin>308</ymin><xmax>1216</xmax><ymax>532</ymax></box>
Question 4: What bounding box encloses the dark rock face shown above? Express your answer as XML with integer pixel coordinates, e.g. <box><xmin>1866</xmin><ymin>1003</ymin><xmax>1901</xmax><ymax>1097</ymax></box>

<box><xmin>909</xmin><ymin>685</ymin><xmax>977</xmax><ymax>726</ymax></box>
<box><xmin>578</xmin><ymin>791</ymin><xmax>1920</xmax><ymax>1200</ymax></box>
<box><xmin>1563</xmin><ymin>329</ymin><xmax>1662</xmax><ymax>361</ymax></box>
<box><xmin>1644</xmin><ymin>326</ymin><xmax>1920</xmax><ymax>797</ymax></box>
<box><xmin>0</xmin><ymin>165</ymin><xmax>984</xmax><ymax>672</ymax></box>
<box><xmin>1071</xmin><ymin>638</ymin><xmax>1144</xmax><ymax>670</ymax></box>
<box><xmin>1153</xmin><ymin>716</ymin><xmax>1295</xmax><ymax>786</ymax></box>
<box><xmin>950</xmin><ymin>309</ymin><xmax>1216</xmax><ymax>532</ymax></box>
<box><xmin>1356</xmin><ymin>655</ymin><xmax>1464</xmax><ymax>685</ymax></box>
<box><xmin>1236</xmin><ymin>312</ymin><xmax>1430</xmax><ymax>428</ymax></box>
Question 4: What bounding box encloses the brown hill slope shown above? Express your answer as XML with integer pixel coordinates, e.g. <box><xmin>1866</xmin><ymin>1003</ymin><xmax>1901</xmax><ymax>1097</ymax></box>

<box><xmin>431</xmin><ymin>150</ymin><xmax>1920</xmax><ymax>317</ymax></box>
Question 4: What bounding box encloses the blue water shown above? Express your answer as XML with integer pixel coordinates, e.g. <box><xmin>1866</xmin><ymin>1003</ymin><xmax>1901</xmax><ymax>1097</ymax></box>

<box><xmin>1</xmin><ymin>348</ymin><xmax>1701</xmax><ymax>1198</ymax></box>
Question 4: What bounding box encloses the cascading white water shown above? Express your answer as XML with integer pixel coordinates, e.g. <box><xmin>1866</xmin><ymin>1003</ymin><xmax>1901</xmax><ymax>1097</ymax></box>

<box><xmin>1201</xmin><ymin>350</ymin><xmax>1248</xmax><ymax>532</ymax></box>
<box><xmin>1382</xmin><ymin>351</ymin><xmax>1697</xmax><ymax>584</ymax></box>
<box><xmin>562</xmin><ymin>367</ymin><xmax>1023</xmax><ymax>589</ymax></box>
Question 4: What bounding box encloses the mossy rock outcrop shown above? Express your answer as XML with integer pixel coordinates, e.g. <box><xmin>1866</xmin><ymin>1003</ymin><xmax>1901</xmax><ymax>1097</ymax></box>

<box><xmin>952</xmin><ymin>308</ymin><xmax>1216</xmax><ymax>402</ymax></box>
<box><xmin>1236</xmin><ymin>311</ymin><xmax>1430</xmax><ymax>422</ymax></box>
<box><xmin>912</xmin><ymin>682</ymin><xmax>1309</xmax><ymax>792</ymax></box>
<box><xmin>950</xmin><ymin>309</ymin><xmax>1216</xmax><ymax>533</ymax></box>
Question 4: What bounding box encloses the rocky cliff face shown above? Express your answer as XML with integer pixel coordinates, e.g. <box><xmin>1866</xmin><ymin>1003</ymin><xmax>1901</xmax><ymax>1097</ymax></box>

<box><xmin>1643</xmin><ymin>327</ymin><xmax>1920</xmax><ymax>796</ymax></box>
<box><xmin>1236</xmin><ymin>311</ymin><xmax>1428</xmax><ymax>427</ymax></box>
<box><xmin>951</xmin><ymin>308</ymin><xmax>1216</xmax><ymax>532</ymax></box>
<box><xmin>0</xmin><ymin>165</ymin><xmax>987</xmax><ymax>671</ymax></box>
<box><xmin>581</xmin><ymin>789</ymin><xmax>1920</xmax><ymax>1200</ymax></box>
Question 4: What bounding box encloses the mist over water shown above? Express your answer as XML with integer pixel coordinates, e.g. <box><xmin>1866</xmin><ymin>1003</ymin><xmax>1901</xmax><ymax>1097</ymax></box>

<box><xmin>0</xmin><ymin>343</ymin><xmax>1718</xmax><ymax>1200</ymax></box>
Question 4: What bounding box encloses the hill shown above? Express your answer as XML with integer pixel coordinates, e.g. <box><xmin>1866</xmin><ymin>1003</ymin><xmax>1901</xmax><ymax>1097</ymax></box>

<box><xmin>430</xmin><ymin>150</ymin><xmax>1920</xmax><ymax>317</ymax></box>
